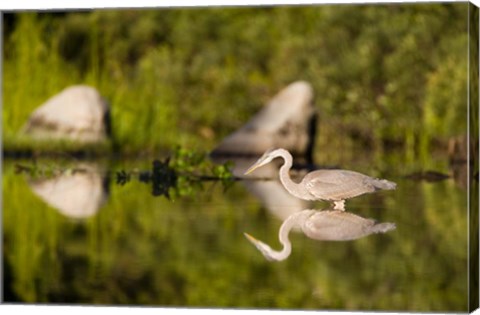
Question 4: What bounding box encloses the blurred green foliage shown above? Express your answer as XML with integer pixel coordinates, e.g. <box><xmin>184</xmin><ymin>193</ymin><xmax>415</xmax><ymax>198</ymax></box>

<box><xmin>3</xmin><ymin>3</ymin><xmax>469</xmax><ymax>155</ymax></box>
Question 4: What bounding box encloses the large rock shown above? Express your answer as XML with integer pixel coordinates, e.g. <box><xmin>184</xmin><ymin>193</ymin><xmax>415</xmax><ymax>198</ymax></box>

<box><xmin>23</xmin><ymin>85</ymin><xmax>111</xmax><ymax>142</ymax></box>
<box><xmin>211</xmin><ymin>81</ymin><xmax>317</xmax><ymax>159</ymax></box>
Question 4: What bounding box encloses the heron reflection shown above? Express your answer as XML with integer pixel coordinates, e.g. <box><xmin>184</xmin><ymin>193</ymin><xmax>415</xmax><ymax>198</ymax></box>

<box><xmin>245</xmin><ymin>148</ymin><xmax>396</xmax><ymax>210</ymax></box>
<box><xmin>244</xmin><ymin>209</ymin><xmax>396</xmax><ymax>261</ymax></box>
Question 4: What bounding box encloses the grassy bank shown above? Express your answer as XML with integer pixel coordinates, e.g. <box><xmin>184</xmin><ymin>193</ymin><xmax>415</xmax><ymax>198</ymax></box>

<box><xmin>3</xmin><ymin>4</ymin><xmax>470</xmax><ymax>156</ymax></box>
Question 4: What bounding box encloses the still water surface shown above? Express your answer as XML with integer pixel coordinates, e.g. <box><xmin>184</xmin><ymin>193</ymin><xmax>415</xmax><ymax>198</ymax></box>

<box><xmin>2</xmin><ymin>152</ymin><xmax>470</xmax><ymax>311</ymax></box>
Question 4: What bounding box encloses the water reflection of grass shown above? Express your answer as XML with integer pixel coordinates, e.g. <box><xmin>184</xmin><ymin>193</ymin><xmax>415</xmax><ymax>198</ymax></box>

<box><xmin>2</xmin><ymin>152</ymin><xmax>469</xmax><ymax>310</ymax></box>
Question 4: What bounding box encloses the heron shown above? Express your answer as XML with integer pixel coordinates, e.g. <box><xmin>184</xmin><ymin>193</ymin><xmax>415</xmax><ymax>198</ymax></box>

<box><xmin>244</xmin><ymin>209</ymin><xmax>396</xmax><ymax>261</ymax></box>
<box><xmin>244</xmin><ymin>148</ymin><xmax>396</xmax><ymax>210</ymax></box>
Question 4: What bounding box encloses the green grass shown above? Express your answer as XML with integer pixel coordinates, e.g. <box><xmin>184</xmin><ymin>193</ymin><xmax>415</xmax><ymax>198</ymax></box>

<box><xmin>3</xmin><ymin>5</ymin><xmax>471</xmax><ymax>157</ymax></box>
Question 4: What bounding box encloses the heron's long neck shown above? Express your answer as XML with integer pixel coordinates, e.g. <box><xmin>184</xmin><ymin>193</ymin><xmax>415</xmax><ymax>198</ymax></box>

<box><xmin>277</xmin><ymin>150</ymin><xmax>310</xmax><ymax>199</ymax></box>
<box><xmin>270</xmin><ymin>210</ymin><xmax>315</xmax><ymax>261</ymax></box>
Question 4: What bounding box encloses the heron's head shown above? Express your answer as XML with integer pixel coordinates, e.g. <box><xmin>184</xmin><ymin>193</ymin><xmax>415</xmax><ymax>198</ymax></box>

<box><xmin>244</xmin><ymin>232</ymin><xmax>287</xmax><ymax>261</ymax></box>
<box><xmin>244</xmin><ymin>148</ymin><xmax>282</xmax><ymax>175</ymax></box>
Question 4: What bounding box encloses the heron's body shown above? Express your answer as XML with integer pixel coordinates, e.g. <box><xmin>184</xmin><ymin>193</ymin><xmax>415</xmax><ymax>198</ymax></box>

<box><xmin>245</xmin><ymin>148</ymin><xmax>396</xmax><ymax>210</ymax></box>
<box><xmin>298</xmin><ymin>169</ymin><xmax>395</xmax><ymax>201</ymax></box>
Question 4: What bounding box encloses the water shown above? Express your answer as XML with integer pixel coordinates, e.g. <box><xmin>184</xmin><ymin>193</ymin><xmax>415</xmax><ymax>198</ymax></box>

<box><xmin>2</xmin><ymin>151</ymin><xmax>470</xmax><ymax>311</ymax></box>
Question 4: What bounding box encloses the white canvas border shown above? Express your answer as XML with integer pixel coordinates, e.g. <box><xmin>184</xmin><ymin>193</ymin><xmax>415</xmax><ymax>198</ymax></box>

<box><xmin>1</xmin><ymin>1</ymin><xmax>478</xmax><ymax>315</ymax></box>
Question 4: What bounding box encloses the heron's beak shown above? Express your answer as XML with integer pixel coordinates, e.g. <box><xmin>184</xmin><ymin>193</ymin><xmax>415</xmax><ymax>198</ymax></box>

<box><xmin>244</xmin><ymin>163</ymin><xmax>260</xmax><ymax>175</ymax></box>
<box><xmin>243</xmin><ymin>232</ymin><xmax>259</xmax><ymax>244</ymax></box>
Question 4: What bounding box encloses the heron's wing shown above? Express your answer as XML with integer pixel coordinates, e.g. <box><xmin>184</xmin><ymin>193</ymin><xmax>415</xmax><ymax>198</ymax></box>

<box><xmin>302</xmin><ymin>170</ymin><xmax>376</xmax><ymax>200</ymax></box>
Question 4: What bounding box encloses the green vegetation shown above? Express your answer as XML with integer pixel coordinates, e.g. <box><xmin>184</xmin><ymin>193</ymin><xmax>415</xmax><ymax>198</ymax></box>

<box><xmin>3</xmin><ymin>3</ymin><xmax>470</xmax><ymax>156</ymax></box>
<box><xmin>114</xmin><ymin>146</ymin><xmax>235</xmax><ymax>199</ymax></box>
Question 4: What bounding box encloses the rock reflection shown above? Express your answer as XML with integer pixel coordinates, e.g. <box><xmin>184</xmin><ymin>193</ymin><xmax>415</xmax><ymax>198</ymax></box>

<box><xmin>28</xmin><ymin>163</ymin><xmax>109</xmax><ymax>219</ymax></box>
<box><xmin>244</xmin><ymin>208</ymin><xmax>396</xmax><ymax>261</ymax></box>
